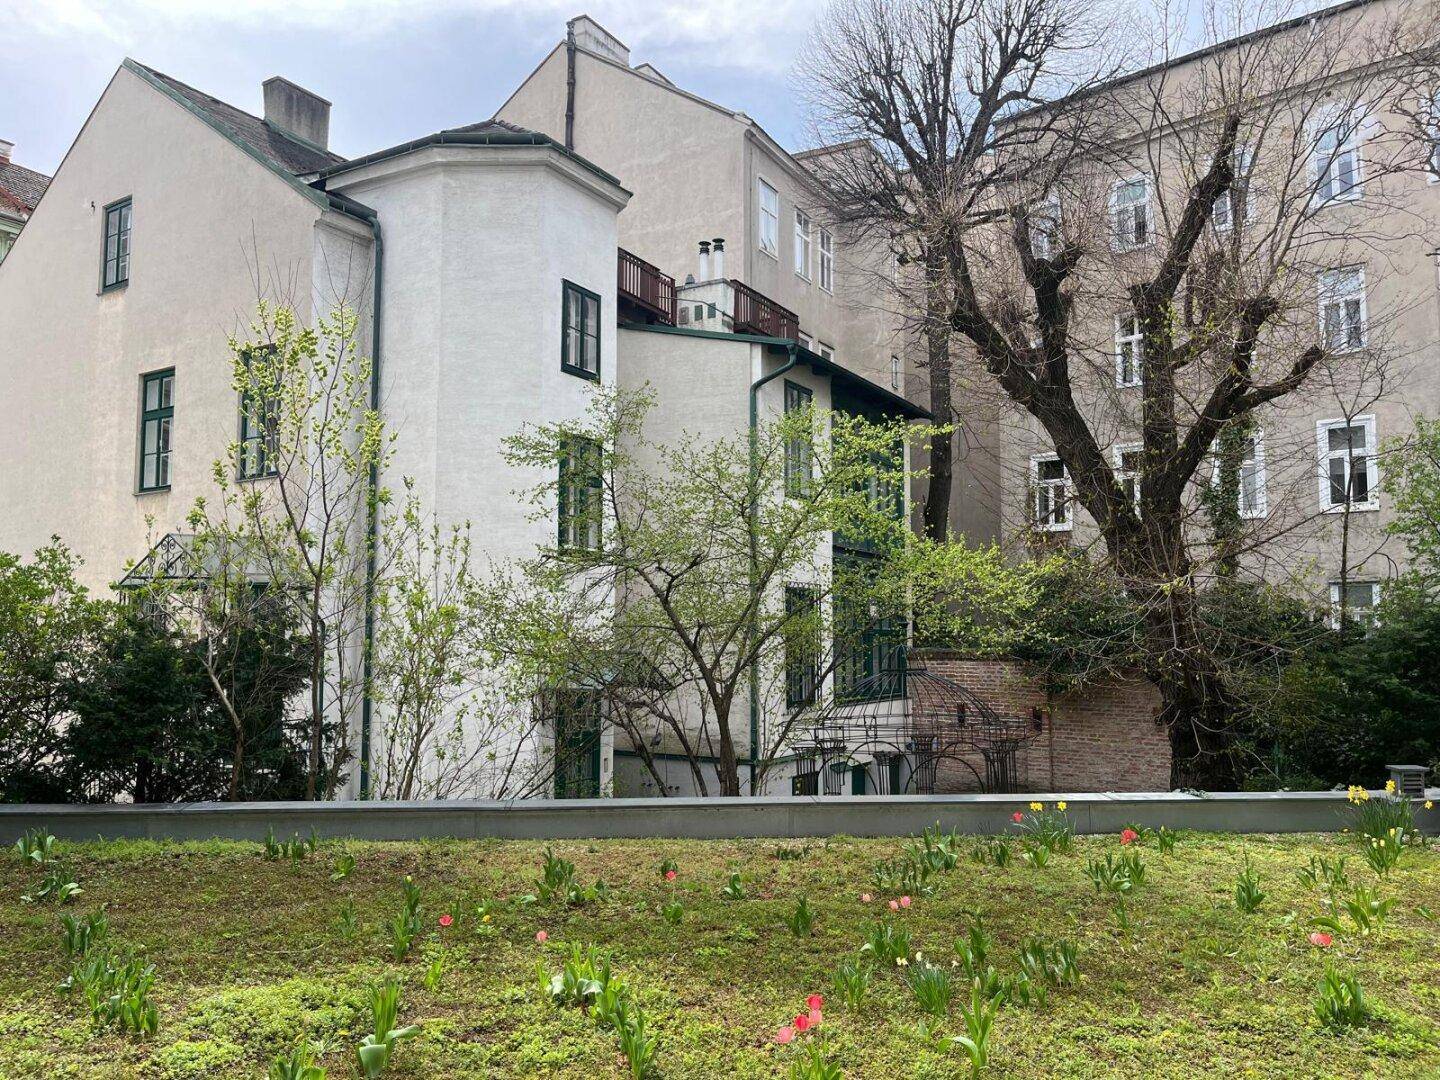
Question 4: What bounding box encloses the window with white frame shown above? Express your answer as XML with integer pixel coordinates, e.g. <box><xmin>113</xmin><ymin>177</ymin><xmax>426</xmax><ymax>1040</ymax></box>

<box><xmin>794</xmin><ymin>209</ymin><xmax>812</xmax><ymax>279</ymax></box>
<box><xmin>817</xmin><ymin>342</ymin><xmax>834</xmax><ymax>360</ymax></box>
<box><xmin>1312</xmin><ymin>107</ymin><xmax>1363</xmax><ymax>204</ymax></box>
<box><xmin>1329</xmin><ymin>580</ymin><xmax>1380</xmax><ymax>626</ymax></box>
<box><xmin>1317</xmin><ymin>415</ymin><xmax>1378</xmax><ymax>511</ymax></box>
<box><xmin>1031</xmin><ymin>197</ymin><xmax>1061</xmax><ymax>258</ymax></box>
<box><xmin>1238</xmin><ymin>432</ymin><xmax>1267</xmax><ymax>518</ymax></box>
<box><xmin>1114</xmin><ymin>444</ymin><xmax>1142</xmax><ymax>511</ymax></box>
<box><xmin>890</xmin><ymin>355</ymin><xmax>901</xmax><ymax>390</ymax></box>
<box><xmin>1033</xmin><ymin>455</ymin><xmax>1071</xmax><ymax>530</ymax></box>
<box><xmin>1110</xmin><ymin>177</ymin><xmax>1151</xmax><ymax>250</ymax></box>
<box><xmin>757</xmin><ymin>178</ymin><xmax>780</xmax><ymax>257</ymax></box>
<box><xmin>1319</xmin><ymin>266</ymin><xmax>1366</xmax><ymax>352</ymax></box>
<box><xmin>1212</xmin><ymin>144</ymin><xmax>1253</xmax><ymax>230</ymax></box>
<box><xmin>1115</xmin><ymin>313</ymin><xmax>1143</xmax><ymax>387</ymax></box>
<box><xmin>818</xmin><ymin>228</ymin><xmax>834</xmax><ymax>291</ymax></box>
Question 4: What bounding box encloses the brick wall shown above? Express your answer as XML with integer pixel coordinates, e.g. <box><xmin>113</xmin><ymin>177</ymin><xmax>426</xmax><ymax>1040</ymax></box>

<box><xmin>912</xmin><ymin>652</ymin><xmax>1170</xmax><ymax>793</ymax></box>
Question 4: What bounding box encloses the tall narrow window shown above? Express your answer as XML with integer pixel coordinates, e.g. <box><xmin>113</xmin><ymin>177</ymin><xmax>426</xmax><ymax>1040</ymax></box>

<box><xmin>1319</xmin><ymin>267</ymin><xmax>1366</xmax><ymax>352</ymax></box>
<box><xmin>238</xmin><ymin>349</ymin><xmax>280</xmax><ymax>480</ymax></box>
<box><xmin>102</xmin><ymin>197</ymin><xmax>132</xmax><ymax>291</ymax></box>
<box><xmin>784</xmin><ymin>585</ymin><xmax>821</xmax><ymax>709</ymax></box>
<box><xmin>1033</xmin><ymin>455</ymin><xmax>1070</xmax><ymax>530</ymax></box>
<box><xmin>1110</xmin><ymin>177</ymin><xmax>1151</xmax><ymax>250</ymax></box>
<box><xmin>1031</xmin><ymin>197</ymin><xmax>1061</xmax><ymax>258</ymax></box>
<box><xmin>784</xmin><ymin>380</ymin><xmax>813</xmax><ymax>497</ymax></box>
<box><xmin>817</xmin><ymin>342</ymin><xmax>834</xmax><ymax>361</ymax></box>
<box><xmin>558</xmin><ymin>435</ymin><xmax>603</xmax><ymax>550</ymax></box>
<box><xmin>1114</xmin><ymin>444</ymin><xmax>1142</xmax><ymax>511</ymax></box>
<box><xmin>1212</xmin><ymin>144</ymin><xmax>1253</xmax><ymax>230</ymax></box>
<box><xmin>1318</xmin><ymin>415</ymin><xmax>1377</xmax><ymax>511</ymax></box>
<box><xmin>549</xmin><ymin>689</ymin><xmax>602</xmax><ymax>798</ymax></box>
<box><xmin>138</xmin><ymin>369</ymin><xmax>174</xmax><ymax>492</ymax></box>
<box><xmin>818</xmin><ymin>228</ymin><xmax>834</xmax><ymax>291</ymax></box>
<box><xmin>1238</xmin><ymin>433</ymin><xmax>1266</xmax><ymax>518</ymax></box>
<box><xmin>1115</xmin><ymin>313</ymin><xmax>1143</xmax><ymax>387</ymax></box>
<box><xmin>794</xmin><ymin>209</ymin><xmax>812</xmax><ymax>279</ymax></box>
<box><xmin>1312</xmin><ymin>108</ymin><xmax>1363</xmax><ymax>204</ymax></box>
<box><xmin>890</xmin><ymin>355</ymin><xmax>901</xmax><ymax>390</ymax></box>
<box><xmin>757</xmin><ymin>178</ymin><xmax>780</xmax><ymax>257</ymax></box>
<box><xmin>561</xmin><ymin>281</ymin><xmax>601</xmax><ymax>379</ymax></box>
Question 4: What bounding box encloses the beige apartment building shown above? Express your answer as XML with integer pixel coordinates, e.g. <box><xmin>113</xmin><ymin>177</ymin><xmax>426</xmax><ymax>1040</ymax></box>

<box><xmin>989</xmin><ymin>0</ymin><xmax>1440</xmax><ymax>620</ymax></box>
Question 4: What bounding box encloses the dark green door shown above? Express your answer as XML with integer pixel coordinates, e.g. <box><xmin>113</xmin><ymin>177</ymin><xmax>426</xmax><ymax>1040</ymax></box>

<box><xmin>554</xmin><ymin>691</ymin><xmax>602</xmax><ymax>799</ymax></box>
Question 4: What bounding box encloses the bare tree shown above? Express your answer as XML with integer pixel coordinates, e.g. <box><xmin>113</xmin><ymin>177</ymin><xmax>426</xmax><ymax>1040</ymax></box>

<box><xmin>804</xmin><ymin>0</ymin><xmax>1438</xmax><ymax>786</ymax></box>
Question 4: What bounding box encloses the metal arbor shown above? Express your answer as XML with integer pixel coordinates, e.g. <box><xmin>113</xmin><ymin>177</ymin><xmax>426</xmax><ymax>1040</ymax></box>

<box><xmin>790</xmin><ymin>653</ymin><xmax>1043</xmax><ymax>795</ymax></box>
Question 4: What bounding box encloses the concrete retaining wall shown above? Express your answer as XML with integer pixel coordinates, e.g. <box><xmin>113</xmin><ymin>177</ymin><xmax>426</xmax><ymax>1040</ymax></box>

<box><xmin>1</xmin><ymin>791</ymin><xmax>1436</xmax><ymax>844</ymax></box>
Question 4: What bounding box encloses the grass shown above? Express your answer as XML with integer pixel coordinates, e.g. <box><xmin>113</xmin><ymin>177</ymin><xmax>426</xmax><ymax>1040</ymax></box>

<box><xmin>0</xmin><ymin>827</ymin><xmax>1438</xmax><ymax>1078</ymax></box>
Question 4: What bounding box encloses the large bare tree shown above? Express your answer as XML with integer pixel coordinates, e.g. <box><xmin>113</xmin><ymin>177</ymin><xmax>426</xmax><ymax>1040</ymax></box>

<box><xmin>803</xmin><ymin>0</ymin><xmax>1439</xmax><ymax>785</ymax></box>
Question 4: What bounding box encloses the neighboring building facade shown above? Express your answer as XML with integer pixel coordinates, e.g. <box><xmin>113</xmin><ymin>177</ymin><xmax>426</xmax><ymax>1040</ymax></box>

<box><xmin>992</xmin><ymin>0</ymin><xmax>1440</xmax><ymax>623</ymax></box>
<box><xmin>0</xmin><ymin>139</ymin><xmax>49</xmax><ymax>264</ymax></box>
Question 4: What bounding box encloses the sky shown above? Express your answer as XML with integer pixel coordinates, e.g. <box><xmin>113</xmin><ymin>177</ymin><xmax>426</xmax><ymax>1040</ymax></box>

<box><xmin>2</xmin><ymin>0</ymin><xmax>832</xmax><ymax>175</ymax></box>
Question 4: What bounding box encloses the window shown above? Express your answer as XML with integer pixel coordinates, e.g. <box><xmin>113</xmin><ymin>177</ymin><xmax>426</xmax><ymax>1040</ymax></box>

<box><xmin>1319</xmin><ymin>267</ymin><xmax>1366</xmax><ymax>352</ymax></box>
<box><xmin>784</xmin><ymin>381</ymin><xmax>813</xmax><ymax>497</ymax></box>
<box><xmin>1329</xmin><ymin>580</ymin><xmax>1380</xmax><ymax>627</ymax></box>
<box><xmin>1114</xmin><ymin>444</ymin><xmax>1142</xmax><ymax>511</ymax></box>
<box><xmin>1237</xmin><ymin>433</ymin><xmax>1267</xmax><ymax>518</ymax></box>
<box><xmin>834</xmin><ymin>550</ymin><xmax>905</xmax><ymax>702</ymax></box>
<box><xmin>1110</xmin><ymin>177</ymin><xmax>1151</xmax><ymax>250</ymax></box>
<box><xmin>102</xmin><ymin>197</ymin><xmax>132</xmax><ymax>291</ymax></box>
<box><xmin>1318</xmin><ymin>415</ymin><xmax>1377</xmax><ymax>512</ymax></box>
<box><xmin>1033</xmin><ymin>455</ymin><xmax>1070</xmax><ymax>530</ymax></box>
<box><xmin>784</xmin><ymin>585</ymin><xmax>821</xmax><ymax>709</ymax></box>
<box><xmin>890</xmin><ymin>355</ymin><xmax>901</xmax><ymax>390</ymax></box>
<box><xmin>794</xmin><ymin>209</ymin><xmax>812</xmax><ymax>279</ymax></box>
<box><xmin>1429</xmin><ymin>93</ymin><xmax>1440</xmax><ymax>180</ymax></box>
<box><xmin>1212</xmin><ymin>144</ymin><xmax>1253</xmax><ymax>230</ymax></box>
<box><xmin>1031</xmin><ymin>197</ymin><xmax>1061</xmax><ymax>258</ymax></box>
<box><xmin>818</xmin><ymin>228</ymin><xmax>834</xmax><ymax>291</ymax></box>
<box><xmin>798</xmin><ymin>332</ymin><xmax>813</xmax><ymax>351</ymax></box>
<box><xmin>138</xmin><ymin>369</ymin><xmax>174</xmax><ymax>492</ymax></box>
<box><xmin>549</xmin><ymin>689</ymin><xmax>602</xmax><ymax>798</ymax></box>
<box><xmin>237</xmin><ymin>350</ymin><xmax>280</xmax><ymax>480</ymax></box>
<box><xmin>817</xmin><ymin>342</ymin><xmax>834</xmax><ymax>361</ymax></box>
<box><xmin>1312</xmin><ymin>108</ymin><xmax>1363</xmax><ymax>204</ymax></box>
<box><xmin>757</xmin><ymin>178</ymin><xmax>780</xmax><ymax>257</ymax></box>
<box><xmin>558</xmin><ymin>435</ymin><xmax>603</xmax><ymax>549</ymax></box>
<box><xmin>1115</xmin><ymin>313</ymin><xmax>1143</xmax><ymax>387</ymax></box>
<box><xmin>561</xmin><ymin>281</ymin><xmax>601</xmax><ymax>379</ymax></box>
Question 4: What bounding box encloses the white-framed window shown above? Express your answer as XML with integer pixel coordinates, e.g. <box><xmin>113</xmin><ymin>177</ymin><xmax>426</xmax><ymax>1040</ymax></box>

<box><xmin>1031</xmin><ymin>196</ymin><xmax>1061</xmax><ymax>258</ymax></box>
<box><xmin>1110</xmin><ymin>176</ymin><xmax>1151</xmax><ymax>250</ymax></box>
<box><xmin>817</xmin><ymin>342</ymin><xmax>834</xmax><ymax>360</ymax></box>
<box><xmin>818</xmin><ymin>228</ymin><xmax>834</xmax><ymax>291</ymax></box>
<box><xmin>1317</xmin><ymin>414</ymin><xmax>1378</xmax><ymax>512</ymax></box>
<box><xmin>797</xmin><ymin>332</ymin><xmax>813</xmax><ymax>351</ymax></box>
<box><xmin>1115</xmin><ymin>313</ymin><xmax>1143</xmax><ymax>387</ymax></box>
<box><xmin>757</xmin><ymin>177</ymin><xmax>780</xmax><ymax>257</ymax></box>
<box><xmin>1329</xmin><ymin>579</ymin><xmax>1380</xmax><ymax>627</ymax></box>
<box><xmin>890</xmin><ymin>355</ymin><xmax>901</xmax><ymax>390</ymax></box>
<box><xmin>1114</xmin><ymin>443</ymin><xmax>1142</xmax><ymax>512</ymax></box>
<box><xmin>1318</xmin><ymin>266</ymin><xmax>1367</xmax><ymax>352</ymax></box>
<box><xmin>1212</xmin><ymin>144</ymin><xmax>1253</xmax><ymax>230</ymax></box>
<box><xmin>1032</xmin><ymin>454</ymin><xmax>1071</xmax><ymax>531</ymax></box>
<box><xmin>1210</xmin><ymin>430</ymin><xmax>1268</xmax><ymax>518</ymax></box>
<box><xmin>1311</xmin><ymin>106</ymin><xmax>1364</xmax><ymax>205</ymax></box>
<box><xmin>794</xmin><ymin>209</ymin><xmax>812</xmax><ymax>279</ymax></box>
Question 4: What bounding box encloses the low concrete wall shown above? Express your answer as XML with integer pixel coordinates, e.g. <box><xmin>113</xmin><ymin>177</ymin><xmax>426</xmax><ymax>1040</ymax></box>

<box><xmin>1</xmin><ymin>791</ymin><xmax>1436</xmax><ymax>844</ymax></box>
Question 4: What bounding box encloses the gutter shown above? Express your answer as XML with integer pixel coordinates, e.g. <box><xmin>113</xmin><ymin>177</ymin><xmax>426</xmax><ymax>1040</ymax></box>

<box><xmin>746</xmin><ymin>343</ymin><xmax>800</xmax><ymax>794</ymax></box>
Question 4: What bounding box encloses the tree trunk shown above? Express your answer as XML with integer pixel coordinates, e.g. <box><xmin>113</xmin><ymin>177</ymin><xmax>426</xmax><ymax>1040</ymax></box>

<box><xmin>922</xmin><ymin>278</ymin><xmax>953</xmax><ymax>542</ymax></box>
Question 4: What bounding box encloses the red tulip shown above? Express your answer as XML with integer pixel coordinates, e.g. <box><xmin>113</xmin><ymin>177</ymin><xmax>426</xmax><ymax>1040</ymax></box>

<box><xmin>806</xmin><ymin>993</ymin><xmax>823</xmax><ymax>1011</ymax></box>
<box><xmin>665</xmin><ymin>869</ymin><xmax>677</xmax><ymax>882</ymax></box>
<box><xmin>1309</xmin><ymin>931</ymin><xmax>1333</xmax><ymax>948</ymax></box>
<box><xmin>794</xmin><ymin>1013</ymin><xmax>811</xmax><ymax>1032</ymax></box>
<box><xmin>808</xmin><ymin>1008</ymin><xmax>822</xmax><ymax>1027</ymax></box>
<box><xmin>1120</xmin><ymin>828</ymin><xmax>1139</xmax><ymax>846</ymax></box>
<box><xmin>535</xmin><ymin>930</ymin><xmax>548</xmax><ymax>943</ymax></box>
<box><xmin>776</xmin><ymin>1026</ymin><xmax>796</xmax><ymax>1044</ymax></box>
<box><xmin>438</xmin><ymin>914</ymin><xmax>453</xmax><ymax>928</ymax></box>
<box><xmin>1012</xmin><ymin>811</ymin><xmax>1025</xmax><ymax>823</ymax></box>
<box><xmin>899</xmin><ymin>895</ymin><xmax>912</xmax><ymax>908</ymax></box>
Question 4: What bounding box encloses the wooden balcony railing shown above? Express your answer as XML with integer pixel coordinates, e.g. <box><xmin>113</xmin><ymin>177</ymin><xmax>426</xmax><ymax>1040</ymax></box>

<box><xmin>731</xmin><ymin>279</ymin><xmax>800</xmax><ymax>340</ymax></box>
<box><xmin>617</xmin><ymin>248</ymin><xmax>677</xmax><ymax>326</ymax></box>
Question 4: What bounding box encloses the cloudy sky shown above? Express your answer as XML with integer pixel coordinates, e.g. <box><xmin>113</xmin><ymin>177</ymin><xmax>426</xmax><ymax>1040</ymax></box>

<box><xmin>3</xmin><ymin>0</ymin><xmax>832</xmax><ymax>174</ymax></box>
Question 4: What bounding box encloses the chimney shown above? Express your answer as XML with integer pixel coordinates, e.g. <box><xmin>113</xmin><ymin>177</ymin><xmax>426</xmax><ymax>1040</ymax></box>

<box><xmin>263</xmin><ymin>76</ymin><xmax>331</xmax><ymax>150</ymax></box>
<box><xmin>712</xmin><ymin>238</ymin><xmax>725</xmax><ymax>280</ymax></box>
<box><xmin>0</xmin><ymin>140</ymin><xmax>12</xmax><ymax>164</ymax></box>
<box><xmin>698</xmin><ymin>240</ymin><xmax>711</xmax><ymax>280</ymax></box>
<box><xmin>567</xmin><ymin>16</ymin><xmax>631</xmax><ymax>65</ymax></box>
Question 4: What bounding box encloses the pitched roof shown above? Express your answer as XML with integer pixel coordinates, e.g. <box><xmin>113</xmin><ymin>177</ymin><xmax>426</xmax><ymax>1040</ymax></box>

<box><xmin>0</xmin><ymin>159</ymin><xmax>48</xmax><ymax>219</ymax></box>
<box><xmin>126</xmin><ymin>60</ymin><xmax>344</xmax><ymax>177</ymax></box>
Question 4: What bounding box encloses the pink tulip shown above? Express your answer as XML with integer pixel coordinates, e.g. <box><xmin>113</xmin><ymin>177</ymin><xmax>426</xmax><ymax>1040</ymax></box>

<box><xmin>806</xmin><ymin>993</ymin><xmax>824</xmax><ymax>1011</ymax></box>
<box><xmin>1012</xmin><ymin>811</ymin><xmax>1024</xmax><ymax>823</ymax></box>
<box><xmin>793</xmin><ymin>1013</ymin><xmax>810</xmax><ymax>1033</ymax></box>
<box><xmin>1309</xmin><ymin>931</ymin><xmax>1333</xmax><ymax>948</ymax></box>
<box><xmin>899</xmin><ymin>895</ymin><xmax>912</xmax><ymax>909</ymax></box>
<box><xmin>808</xmin><ymin>1008</ymin><xmax>822</xmax><ymax>1027</ymax></box>
<box><xmin>438</xmin><ymin>914</ymin><xmax>453</xmax><ymax>928</ymax></box>
<box><xmin>1120</xmin><ymin>828</ymin><xmax>1139</xmax><ymax>846</ymax></box>
<box><xmin>535</xmin><ymin>930</ymin><xmax>548</xmax><ymax>943</ymax></box>
<box><xmin>776</xmin><ymin>1026</ymin><xmax>796</xmax><ymax>1044</ymax></box>
<box><xmin>860</xmin><ymin>893</ymin><xmax>872</xmax><ymax>903</ymax></box>
<box><xmin>665</xmin><ymin>869</ymin><xmax>677</xmax><ymax>882</ymax></box>
<box><xmin>888</xmin><ymin>899</ymin><xmax>899</xmax><ymax>911</ymax></box>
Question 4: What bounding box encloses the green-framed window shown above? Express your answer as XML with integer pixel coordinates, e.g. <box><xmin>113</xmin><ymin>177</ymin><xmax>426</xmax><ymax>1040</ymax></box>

<box><xmin>102</xmin><ymin>198</ymin><xmax>132</xmax><ymax>291</ymax></box>
<box><xmin>138</xmin><ymin>369</ymin><xmax>174</xmax><ymax>492</ymax></box>
<box><xmin>237</xmin><ymin>349</ymin><xmax>280</xmax><ymax>480</ymax></box>
<box><xmin>558</xmin><ymin>435</ymin><xmax>603</xmax><ymax>550</ymax></box>
<box><xmin>784</xmin><ymin>585</ymin><xmax>821</xmax><ymax>709</ymax></box>
<box><xmin>833</xmin><ymin>549</ymin><xmax>906</xmax><ymax>702</ymax></box>
<box><xmin>784</xmin><ymin>380</ymin><xmax>813</xmax><ymax>497</ymax></box>
<box><xmin>562</xmin><ymin>280</ymin><xmax>601</xmax><ymax>379</ymax></box>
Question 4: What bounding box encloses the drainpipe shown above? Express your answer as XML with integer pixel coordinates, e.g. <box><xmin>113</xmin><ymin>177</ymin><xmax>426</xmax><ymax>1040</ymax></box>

<box><xmin>747</xmin><ymin>342</ymin><xmax>799</xmax><ymax>794</ymax></box>
<box><xmin>565</xmin><ymin>23</ymin><xmax>577</xmax><ymax>151</ymax></box>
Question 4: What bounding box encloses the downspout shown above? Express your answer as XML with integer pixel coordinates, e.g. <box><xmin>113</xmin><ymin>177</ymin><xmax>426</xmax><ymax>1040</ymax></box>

<box><xmin>564</xmin><ymin>23</ymin><xmax>577</xmax><ymax>151</ymax></box>
<box><xmin>355</xmin><ymin>206</ymin><xmax>383</xmax><ymax>800</ymax></box>
<box><xmin>747</xmin><ymin>343</ymin><xmax>799</xmax><ymax>794</ymax></box>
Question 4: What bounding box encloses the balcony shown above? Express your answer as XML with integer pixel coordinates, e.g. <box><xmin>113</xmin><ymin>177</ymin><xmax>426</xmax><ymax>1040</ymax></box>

<box><xmin>731</xmin><ymin>279</ymin><xmax>799</xmax><ymax>340</ymax></box>
<box><xmin>617</xmin><ymin>248</ymin><xmax>677</xmax><ymax>326</ymax></box>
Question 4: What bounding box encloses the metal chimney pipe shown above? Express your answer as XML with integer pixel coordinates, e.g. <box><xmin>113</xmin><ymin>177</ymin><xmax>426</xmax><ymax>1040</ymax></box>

<box><xmin>698</xmin><ymin>240</ymin><xmax>711</xmax><ymax>281</ymax></box>
<box><xmin>712</xmin><ymin>237</ymin><xmax>725</xmax><ymax>280</ymax></box>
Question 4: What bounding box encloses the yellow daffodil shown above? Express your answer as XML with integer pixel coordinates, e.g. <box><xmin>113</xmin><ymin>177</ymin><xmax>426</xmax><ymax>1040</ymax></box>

<box><xmin>1385</xmin><ymin>779</ymin><xmax>1396</xmax><ymax>794</ymax></box>
<box><xmin>1029</xmin><ymin>801</ymin><xmax>1044</xmax><ymax>812</ymax></box>
<box><xmin>1057</xmin><ymin>801</ymin><xmax>1068</xmax><ymax>811</ymax></box>
<box><xmin>1426</xmin><ymin>801</ymin><xmax>1434</xmax><ymax>811</ymax></box>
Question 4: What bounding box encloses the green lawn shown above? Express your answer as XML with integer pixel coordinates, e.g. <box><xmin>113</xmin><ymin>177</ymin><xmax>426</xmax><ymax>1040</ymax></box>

<box><xmin>0</xmin><ymin>825</ymin><xmax>1437</xmax><ymax>1079</ymax></box>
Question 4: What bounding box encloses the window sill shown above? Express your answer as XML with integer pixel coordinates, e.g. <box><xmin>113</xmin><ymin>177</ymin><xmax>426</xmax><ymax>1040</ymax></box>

<box><xmin>100</xmin><ymin>281</ymin><xmax>129</xmax><ymax>296</ymax></box>
<box><xmin>135</xmin><ymin>486</ymin><xmax>171</xmax><ymax>496</ymax></box>
<box><xmin>758</xmin><ymin>245</ymin><xmax>779</xmax><ymax>261</ymax></box>
<box><xmin>1321</xmin><ymin>502</ymin><xmax>1379</xmax><ymax>514</ymax></box>
<box><xmin>561</xmin><ymin>363</ymin><xmax>601</xmax><ymax>382</ymax></box>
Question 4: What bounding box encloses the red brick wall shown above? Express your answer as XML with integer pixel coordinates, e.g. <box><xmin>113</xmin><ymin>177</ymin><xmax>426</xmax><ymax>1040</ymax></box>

<box><xmin>912</xmin><ymin>652</ymin><xmax>1170</xmax><ymax>793</ymax></box>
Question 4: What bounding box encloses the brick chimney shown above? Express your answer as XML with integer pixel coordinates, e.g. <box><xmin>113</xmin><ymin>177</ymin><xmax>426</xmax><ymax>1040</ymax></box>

<box><xmin>262</xmin><ymin>77</ymin><xmax>330</xmax><ymax>150</ymax></box>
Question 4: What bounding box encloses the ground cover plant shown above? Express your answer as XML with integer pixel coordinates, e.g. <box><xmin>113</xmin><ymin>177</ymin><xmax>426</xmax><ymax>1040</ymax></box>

<box><xmin>0</xmin><ymin>809</ymin><xmax>1437</xmax><ymax>1077</ymax></box>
